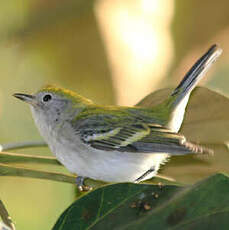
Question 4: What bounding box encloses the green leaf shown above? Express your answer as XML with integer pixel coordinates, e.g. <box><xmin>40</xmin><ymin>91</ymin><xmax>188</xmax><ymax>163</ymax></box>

<box><xmin>52</xmin><ymin>173</ymin><xmax>229</xmax><ymax>230</ymax></box>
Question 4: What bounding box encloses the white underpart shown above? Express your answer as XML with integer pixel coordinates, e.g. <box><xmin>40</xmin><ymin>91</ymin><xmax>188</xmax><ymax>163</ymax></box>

<box><xmin>30</xmin><ymin>94</ymin><xmax>189</xmax><ymax>183</ymax></box>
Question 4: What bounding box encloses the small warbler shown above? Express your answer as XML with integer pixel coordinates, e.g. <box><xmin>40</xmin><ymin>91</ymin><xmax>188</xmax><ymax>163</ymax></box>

<box><xmin>14</xmin><ymin>44</ymin><xmax>221</xmax><ymax>190</ymax></box>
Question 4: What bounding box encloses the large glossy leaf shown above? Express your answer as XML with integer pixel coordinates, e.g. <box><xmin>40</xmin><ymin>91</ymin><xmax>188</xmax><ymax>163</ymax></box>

<box><xmin>53</xmin><ymin>173</ymin><xmax>229</xmax><ymax>230</ymax></box>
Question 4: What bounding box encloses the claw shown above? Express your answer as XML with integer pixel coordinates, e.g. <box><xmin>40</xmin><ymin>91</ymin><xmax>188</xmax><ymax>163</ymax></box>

<box><xmin>76</xmin><ymin>176</ymin><xmax>92</xmax><ymax>192</ymax></box>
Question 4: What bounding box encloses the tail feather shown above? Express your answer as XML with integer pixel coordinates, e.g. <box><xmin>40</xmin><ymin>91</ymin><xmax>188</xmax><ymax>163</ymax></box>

<box><xmin>180</xmin><ymin>139</ymin><xmax>214</xmax><ymax>156</ymax></box>
<box><xmin>170</xmin><ymin>44</ymin><xmax>222</xmax><ymax>109</ymax></box>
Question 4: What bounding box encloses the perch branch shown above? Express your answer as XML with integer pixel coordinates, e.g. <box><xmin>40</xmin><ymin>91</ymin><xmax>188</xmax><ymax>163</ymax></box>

<box><xmin>0</xmin><ymin>163</ymin><xmax>105</xmax><ymax>188</ymax></box>
<box><xmin>0</xmin><ymin>152</ymin><xmax>59</xmax><ymax>165</ymax></box>
<box><xmin>0</xmin><ymin>141</ymin><xmax>47</xmax><ymax>152</ymax></box>
<box><xmin>0</xmin><ymin>163</ymin><xmax>75</xmax><ymax>184</ymax></box>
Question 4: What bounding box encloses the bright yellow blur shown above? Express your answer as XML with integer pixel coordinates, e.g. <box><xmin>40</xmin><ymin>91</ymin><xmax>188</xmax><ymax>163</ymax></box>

<box><xmin>96</xmin><ymin>0</ymin><xmax>174</xmax><ymax>105</ymax></box>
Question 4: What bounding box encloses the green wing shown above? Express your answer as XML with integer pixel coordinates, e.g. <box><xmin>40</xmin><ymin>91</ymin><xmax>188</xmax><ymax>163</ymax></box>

<box><xmin>72</xmin><ymin>114</ymin><xmax>211</xmax><ymax>155</ymax></box>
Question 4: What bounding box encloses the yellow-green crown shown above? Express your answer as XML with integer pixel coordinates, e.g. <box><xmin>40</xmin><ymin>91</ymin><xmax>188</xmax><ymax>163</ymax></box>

<box><xmin>38</xmin><ymin>85</ymin><xmax>93</xmax><ymax>105</ymax></box>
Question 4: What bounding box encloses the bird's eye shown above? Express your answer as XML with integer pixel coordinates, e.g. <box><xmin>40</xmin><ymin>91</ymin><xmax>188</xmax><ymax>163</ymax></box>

<box><xmin>43</xmin><ymin>94</ymin><xmax>52</xmax><ymax>102</ymax></box>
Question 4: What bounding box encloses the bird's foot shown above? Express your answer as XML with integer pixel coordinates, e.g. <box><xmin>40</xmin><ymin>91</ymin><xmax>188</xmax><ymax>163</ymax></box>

<box><xmin>76</xmin><ymin>176</ymin><xmax>92</xmax><ymax>192</ymax></box>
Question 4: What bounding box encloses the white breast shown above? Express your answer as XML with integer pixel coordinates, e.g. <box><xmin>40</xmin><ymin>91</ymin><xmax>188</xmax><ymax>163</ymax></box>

<box><xmin>50</xmin><ymin>135</ymin><xmax>169</xmax><ymax>182</ymax></box>
<box><xmin>30</xmin><ymin>105</ymin><xmax>172</xmax><ymax>182</ymax></box>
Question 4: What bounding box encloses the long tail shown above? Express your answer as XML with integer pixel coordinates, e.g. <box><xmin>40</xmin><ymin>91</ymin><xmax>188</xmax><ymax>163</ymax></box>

<box><xmin>163</xmin><ymin>44</ymin><xmax>222</xmax><ymax>132</ymax></box>
<box><xmin>169</xmin><ymin>44</ymin><xmax>222</xmax><ymax>109</ymax></box>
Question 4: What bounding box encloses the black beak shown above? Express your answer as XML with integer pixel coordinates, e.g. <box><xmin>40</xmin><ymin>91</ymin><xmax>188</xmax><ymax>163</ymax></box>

<box><xmin>13</xmin><ymin>93</ymin><xmax>37</xmax><ymax>105</ymax></box>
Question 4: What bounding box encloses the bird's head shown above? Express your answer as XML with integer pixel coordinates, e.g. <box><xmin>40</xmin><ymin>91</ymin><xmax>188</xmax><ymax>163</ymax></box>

<box><xmin>13</xmin><ymin>86</ymin><xmax>92</xmax><ymax>124</ymax></box>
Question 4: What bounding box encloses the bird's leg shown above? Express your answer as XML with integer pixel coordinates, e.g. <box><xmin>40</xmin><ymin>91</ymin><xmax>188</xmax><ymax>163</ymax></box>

<box><xmin>135</xmin><ymin>167</ymin><xmax>155</xmax><ymax>183</ymax></box>
<box><xmin>75</xmin><ymin>176</ymin><xmax>92</xmax><ymax>192</ymax></box>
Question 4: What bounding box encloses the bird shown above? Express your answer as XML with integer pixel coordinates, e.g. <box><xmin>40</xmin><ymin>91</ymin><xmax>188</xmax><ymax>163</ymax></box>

<box><xmin>14</xmin><ymin>44</ymin><xmax>222</xmax><ymax>191</ymax></box>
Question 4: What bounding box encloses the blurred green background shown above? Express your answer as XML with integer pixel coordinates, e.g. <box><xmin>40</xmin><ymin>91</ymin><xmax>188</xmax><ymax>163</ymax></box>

<box><xmin>1</xmin><ymin>0</ymin><xmax>229</xmax><ymax>229</ymax></box>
